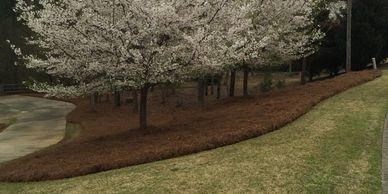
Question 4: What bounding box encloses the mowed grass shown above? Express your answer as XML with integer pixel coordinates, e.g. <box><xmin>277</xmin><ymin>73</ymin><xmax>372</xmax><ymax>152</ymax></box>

<box><xmin>1</xmin><ymin>72</ymin><xmax>388</xmax><ymax>193</ymax></box>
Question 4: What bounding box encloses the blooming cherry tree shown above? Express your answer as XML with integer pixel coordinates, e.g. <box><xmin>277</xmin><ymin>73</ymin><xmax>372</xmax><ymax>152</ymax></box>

<box><xmin>216</xmin><ymin>0</ymin><xmax>345</xmax><ymax>96</ymax></box>
<box><xmin>15</xmin><ymin>0</ymin><xmax>239</xmax><ymax>129</ymax></box>
<box><xmin>13</xmin><ymin>0</ymin><xmax>345</xmax><ymax>129</ymax></box>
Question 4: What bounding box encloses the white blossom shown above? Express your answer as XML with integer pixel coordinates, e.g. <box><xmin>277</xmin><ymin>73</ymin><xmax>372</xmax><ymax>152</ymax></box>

<box><xmin>12</xmin><ymin>0</ymin><xmax>345</xmax><ymax>97</ymax></box>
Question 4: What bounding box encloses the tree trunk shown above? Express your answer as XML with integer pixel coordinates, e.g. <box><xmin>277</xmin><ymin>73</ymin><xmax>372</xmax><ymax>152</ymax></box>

<box><xmin>229</xmin><ymin>70</ymin><xmax>236</xmax><ymax>97</ymax></box>
<box><xmin>346</xmin><ymin>0</ymin><xmax>352</xmax><ymax>72</ymax></box>
<box><xmin>301</xmin><ymin>58</ymin><xmax>307</xmax><ymax>85</ymax></box>
<box><xmin>139</xmin><ymin>86</ymin><xmax>149</xmax><ymax>129</ymax></box>
<box><xmin>224</xmin><ymin>72</ymin><xmax>230</xmax><ymax>95</ymax></box>
<box><xmin>308</xmin><ymin>60</ymin><xmax>313</xmax><ymax>82</ymax></box>
<box><xmin>289</xmin><ymin>64</ymin><xmax>292</xmax><ymax>73</ymax></box>
<box><xmin>114</xmin><ymin>91</ymin><xmax>121</xmax><ymax>107</ymax></box>
<box><xmin>105</xmin><ymin>94</ymin><xmax>110</xmax><ymax>102</ymax></box>
<box><xmin>217</xmin><ymin>81</ymin><xmax>221</xmax><ymax>100</ymax></box>
<box><xmin>161</xmin><ymin>85</ymin><xmax>167</xmax><ymax>103</ymax></box>
<box><xmin>170</xmin><ymin>84</ymin><xmax>176</xmax><ymax>96</ymax></box>
<box><xmin>210</xmin><ymin>75</ymin><xmax>215</xmax><ymax>95</ymax></box>
<box><xmin>197</xmin><ymin>77</ymin><xmax>205</xmax><ymax>106</ymax></box>
<box><xmin>132</xmin><ymin>90</ymin><xmax>138</xmax><ymax>113</ymax></box>
<box><xmin>243</xmin><ymin>69</ymin><xmax>249</xmax><ymax>97</ymax></box>
<box><xmin>90</xmin><ymin>92</ymin><xmax>98</xmax><ymax>112</ymax></box>
<box><xmin>97</xmin><ymin>94</ymin><xmax>102</xmax><ymax>103</ymax></box>
<box><xmin>205</xmin><ymin>78</ymin><xmax>209</xmax><ymax>96</ymax></box>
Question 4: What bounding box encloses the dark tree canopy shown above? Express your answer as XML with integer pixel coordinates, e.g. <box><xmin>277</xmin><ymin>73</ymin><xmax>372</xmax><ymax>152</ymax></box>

<box><xmin>0</xmin><ymin>0</ymin><xmax>45</xmax><ymax>84</ymax></box>
<box><xmin>310</xmin><ymin>0</ymin><xmax>388</xmax><ymax>74</ymax></box>
<box><xmin>0</xmin><ymin>0</ymin><xmax>21</xmax><ymax>84</ymax></box>
<box><xmin>351</xmin><ymin>0</ymin><xmax>388</xmax><ymax>70</ymax></box>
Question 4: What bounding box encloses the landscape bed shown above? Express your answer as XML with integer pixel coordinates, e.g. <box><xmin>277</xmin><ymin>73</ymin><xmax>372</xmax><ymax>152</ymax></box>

<box><xmin>0</xmin><ymin>70</ymin><xmax>382</xmax><ymax>182</ymax></box>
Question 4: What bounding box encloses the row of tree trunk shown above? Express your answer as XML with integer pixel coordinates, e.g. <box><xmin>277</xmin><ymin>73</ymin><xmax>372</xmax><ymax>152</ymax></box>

<box><xmin>230</xmin><ymin>68</ymin><xmax>250</xmax><ymax>98</ymax></box>
<box><xmin>206</xmin><ymin>60</ymin><xmax>309</xmax><ymax>103</ymax></box>
<box><xmin>197</xmin><ymin>75</ymin><xmax>222</xmax><ymax>106</ymax></box>
<box><xmin>89</xmin><ymin>87</ymin><xmax>149</xmax><ymax>129</ymax></box>
<box><xmin>90</xmin><ymin>62</ymin><xmax>309</xmax><ymax>129</ymax></box>
<box><xmin>197</xmin><ymin>69</ymin><xmax>250</xmax><ymax>106</ymax></box>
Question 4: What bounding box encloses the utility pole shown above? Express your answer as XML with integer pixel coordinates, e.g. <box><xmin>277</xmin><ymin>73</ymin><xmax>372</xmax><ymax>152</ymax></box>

<box><xmin>346</xmin><ymin>0</ymin><xmax>353</xmax><ymax>72</ymax></box>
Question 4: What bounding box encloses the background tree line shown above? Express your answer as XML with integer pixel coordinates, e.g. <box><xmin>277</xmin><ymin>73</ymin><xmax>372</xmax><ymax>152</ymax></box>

<box><xmin>307</xmin><ymin>0</ymin><xmax>388</xmax><ymax>78</ymax></box>
<box><xmin>0</xmin><ymin>0</ymin><xmax>48</xmax><ymax>84</ymax></box>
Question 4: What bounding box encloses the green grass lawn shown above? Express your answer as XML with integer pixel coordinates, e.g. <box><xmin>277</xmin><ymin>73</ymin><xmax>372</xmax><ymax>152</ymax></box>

<box><xmin>1</xmin><ymin>72</ymin><xmax>388</xmax><ymax>193</ymax></box>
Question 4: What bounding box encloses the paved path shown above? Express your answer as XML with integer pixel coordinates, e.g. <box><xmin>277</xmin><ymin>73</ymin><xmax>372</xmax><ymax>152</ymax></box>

<box><xmin>0</xmin><ymin>95</ymin><xmax>75</xmax><ymax>163</ymax></box>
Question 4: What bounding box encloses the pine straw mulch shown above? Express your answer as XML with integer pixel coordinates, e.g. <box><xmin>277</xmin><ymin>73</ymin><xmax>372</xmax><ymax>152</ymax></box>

<box><xmin>0</xmin><ymin>70</ymin><xmax>382</xmax><ymax>182</ymax></box>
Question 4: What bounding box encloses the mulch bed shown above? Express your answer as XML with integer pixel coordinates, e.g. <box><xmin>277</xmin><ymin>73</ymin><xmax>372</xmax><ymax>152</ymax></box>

<box><xmin>0</xmin><ymin>70</ymin><xmax>382</xmax><ymax>182</ymax></box>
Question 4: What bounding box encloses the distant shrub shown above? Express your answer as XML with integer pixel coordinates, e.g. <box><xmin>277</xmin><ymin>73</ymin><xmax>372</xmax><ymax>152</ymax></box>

<box><xmin>288</xmin><ymin>72</ymin><xmax>299</xmax><ymax>77</ymax></box>
<box><xmin>260</xmin><ymin>72</ymin><xmax>273</xmax><ymax>92</ymax></box>
<box><xmin>276</xmin><ymin>79</ymin><xmax>286</xmax><ymax>89</ymax></box>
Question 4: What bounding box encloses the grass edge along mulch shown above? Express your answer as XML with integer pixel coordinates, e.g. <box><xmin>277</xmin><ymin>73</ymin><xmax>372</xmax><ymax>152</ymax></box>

<box><xmin>0</xmin><ymin>70</ymin><xmax>382</xmax><ymax>182</ymax></box>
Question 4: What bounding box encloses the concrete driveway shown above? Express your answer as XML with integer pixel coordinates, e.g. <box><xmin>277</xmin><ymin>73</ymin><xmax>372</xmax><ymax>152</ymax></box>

<box><xmin>0</xmin><ymin>95</ymin><xmax>75</xmax><ymax>163</ymax></box>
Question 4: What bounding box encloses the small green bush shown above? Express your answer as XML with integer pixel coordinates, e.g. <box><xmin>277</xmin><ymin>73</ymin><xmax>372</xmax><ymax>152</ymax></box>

<box><xmin>260</xmin><ymin>72</ymin><xmax>273</xmax><ymax>92</ymax></box>
<box><xmin>276</xmin><ymin>79</ymin><xmax>286</xmax><ymax>89</ymax></box>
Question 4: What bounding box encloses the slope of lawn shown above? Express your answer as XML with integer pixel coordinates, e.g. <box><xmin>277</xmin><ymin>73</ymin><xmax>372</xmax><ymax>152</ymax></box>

<box><xmin>1</xmin><ymin>71</ymin><xmax>388</xmax><ymax>193</ymax></box>
<box><xmin>0</xmin><ymin>71</ymin><xmax>380</xmax><ymax>182</ymax></box>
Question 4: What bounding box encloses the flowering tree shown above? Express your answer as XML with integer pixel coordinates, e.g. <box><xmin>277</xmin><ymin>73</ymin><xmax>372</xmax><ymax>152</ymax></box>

<box><xmin>300</xmin><ymin>0</ymin><xmax>346</xmax><ymax>83</ymax></box>
<box><xmin>14</xmin><ymin>0</ymin><xmax>239</xmax><ymax>129</ymax></box>
<box><xmin>184</xmin><ymin>0</ymin><xmax>323</xmax><ymax>98</ymax></box>
<box><xmin>13</xmin><ymin>0</ymin><xmax>345</xmax><ymax>129</ymax></box>
<box><xmin>217</xmin><ymin>0</ymin><xmax>346</xmax><ymax>96</ymax></box>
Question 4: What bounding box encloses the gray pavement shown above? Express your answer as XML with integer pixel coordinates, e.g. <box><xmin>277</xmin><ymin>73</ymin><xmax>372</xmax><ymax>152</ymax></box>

<box><xmin>0</xmin><ymin>95</ymin><xmax>75</xmax><ymax>163</ymax></box>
